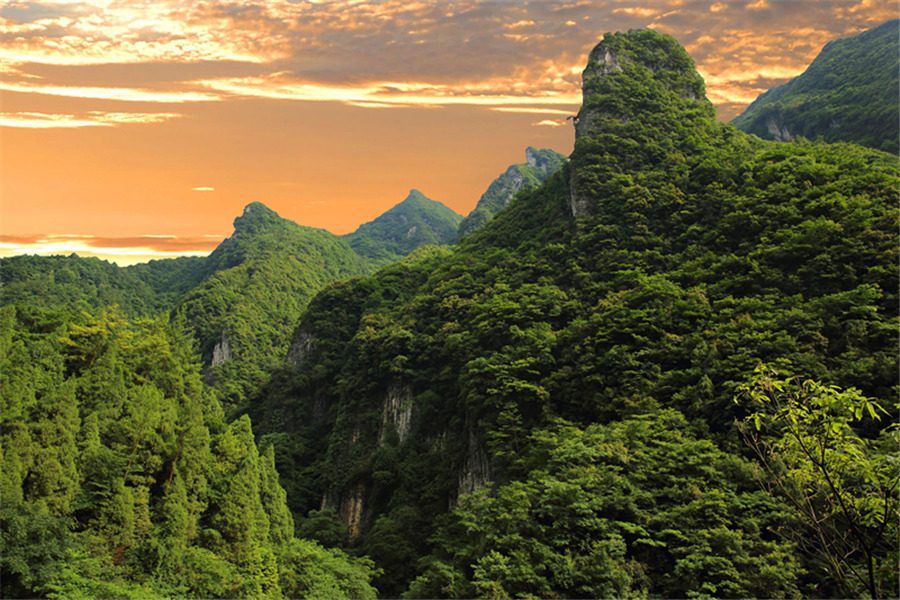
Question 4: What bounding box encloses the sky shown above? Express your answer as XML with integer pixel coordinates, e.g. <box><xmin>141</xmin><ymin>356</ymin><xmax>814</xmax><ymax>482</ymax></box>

<box><xmin>1</xmin><ymin>0</ymin><xmax>895</xmax><ymax>265</ymax></box>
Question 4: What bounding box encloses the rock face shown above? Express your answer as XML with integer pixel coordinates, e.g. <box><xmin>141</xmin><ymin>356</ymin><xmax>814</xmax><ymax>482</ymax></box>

<box><xmin>457</xmin><ymin>428</ymin><xmax>492</xmax><ymax>501</ymax></box>
<box><xmin>286</xmin><ymin>329</ymin><xmax>316</xmax><ymax>369</ymax></box>
<box><xmin>339</xmin><ymin>481</ymin><xmax>367</xmax><ymax>540</ymax></box>
<box><xmin>457</xmin><ymin>147</ymin><xmax>566</xmax><ymax>238</ymax></box>
<box><xmin>765</xmin><ymin>114</ymin><xmax>793</xmax><ymax>142</ymax></box>
<box><xmin>380</xmin><ymin>382</ymin><xmax>413</xmax><ymax>444</ymax></box>
<box><xmin>211</xmin><ymin>330</ymin><xmax>232</xmax><ymax>366</ymax></box>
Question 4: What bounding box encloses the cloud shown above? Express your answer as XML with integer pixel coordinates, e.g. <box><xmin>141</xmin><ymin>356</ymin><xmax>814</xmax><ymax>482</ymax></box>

<box><xmin>0</xmin><ymin>111</ymin><xmax>183</xmax><ymax>128</ymax></box>
<box><xmin>0</xmin><ymin>233</ymin><xmax>222</xmax><ymax>265</ymax></box>
<box><xmin>532</xmin><ymin>119</ymin><xmax>566</xmax><ymax>127</ymax></box>
<box><xmin>0</xmin><ymin>81</ymin><xmax>221</xmax><ymax>103</ymax></box>
<box><xmin>193</xmin><ymin>74</ymin><xmax>582</xmax><ymax>109</ymax></box>
<box><xmin>491</xmin><ymin>107</ymin><xmax>575</xmax><ymax>115</ymax></box>
<box><xmin>192</xmin><ymin>186</ymin><xmax>216</xmax><ymax>192</ymax></box>
<box><xmin>0</xmin><ymin>0</ymin><xmax>894</xmax><ymax>126</ymax></box>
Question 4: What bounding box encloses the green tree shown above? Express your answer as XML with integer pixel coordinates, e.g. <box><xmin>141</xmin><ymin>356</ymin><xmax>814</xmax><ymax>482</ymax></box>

<box><xmin>739</xmin><ymin>367</ymin><xmax>899</xmax><ymax>599</ymax></box>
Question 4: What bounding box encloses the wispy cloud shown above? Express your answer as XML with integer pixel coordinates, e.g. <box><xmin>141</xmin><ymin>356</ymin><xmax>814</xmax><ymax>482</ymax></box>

<box><xmin>0</xmin><ymin>111</ymin><xmax>183</xmax><ymax>128</ymax></box>
<box><xmin>1</xmin><ymin>0</ymin><xmax>892</xmax><ymax>125</ymax></box>
<box><xmin>192</xmin><ymin>186</ymin><xmax>216</xmax><ymax>192</ymax></box>
<box><xmin>1</xmin><ymin>81</ymin><xmax>220</xmax><ymax>103</ymax></box>
<box><xmin>193</xmin><ymin>74</ymin><xmax>582</xmax><ymax>110</ymax></box>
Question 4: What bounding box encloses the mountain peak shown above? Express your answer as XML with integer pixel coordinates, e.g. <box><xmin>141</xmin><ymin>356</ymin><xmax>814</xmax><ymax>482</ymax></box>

<box><xmin>241</xmin><ymin>201</ymin><xmax>279</xmax><ymax>217</ymax></box>
<box><xmin>344</xmin><ymin>190</ymin><xmax>462</xmax><ymax>264</ymax></box>
<box><xmin>568</xmin><ymin>29</ymin><xmax>716</xmax><ymax>217</ymax></box>
<box><xmin>403</xmin><ymin>189</ymin><xmax>429</xmax><ymax>203</ymax></box>
<box><xmin>234</xmin><ymin>202</ymin><xmax>282</xmax><ymax>233</ymax></box>
<box><xmin>574</xmin><ymin>28</ymin><xmax>713</xmax><ymax>140</ymax></box>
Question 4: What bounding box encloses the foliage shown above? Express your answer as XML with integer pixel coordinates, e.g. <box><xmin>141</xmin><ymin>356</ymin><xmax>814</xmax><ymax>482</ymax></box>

<box><xmin>733</xmin><ymin>19</ymin><xmax>899</xmax><ymax>154</ymax></box>
<box><xmin>457</xmin><ymin>147</ymin><xmax>567</xmax><ymax>239</ymax></box>
<box><xmin>249</xmin><ymin>28</ymin><xmax>899</xmax><ymax>597</ymax></box>
<box><xmin>175</xmin><ymin>202</ymin><xmax>374</xmax><ymax>408</ymax></box>
<box><xmin>0</xmin><ymin>254</ymin><xmax>176</xmax><ymax>317</ymax></box>
<box><xmin>0</xmin><ymin>305</ymin><xmax>377</xmax><ymax>598</ymax></box>
<box><xmin>344</xmin><ymin>189</ymin><xmax>464</xmax><ymax>265</ymax></box>
<box><xmin>739</xmin><ymin>367</ymin><xmax>899</xmax><ymax>599</ymax></box>
<box><xmin>409</xmin><ymin>410</ymin><xmax>803</xmax><ymax>599</ymax></box>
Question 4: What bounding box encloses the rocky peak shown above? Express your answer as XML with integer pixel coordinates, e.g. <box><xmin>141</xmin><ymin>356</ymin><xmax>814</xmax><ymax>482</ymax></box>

<box><xmin>573</xmin><ymin>28</ymin><xmax>712</xmax><ymax>140</ymax></box>
<box><xmin>568</xmin><ymin>29</ymin><xmax>716</xmax><ymax>217</ymax></box>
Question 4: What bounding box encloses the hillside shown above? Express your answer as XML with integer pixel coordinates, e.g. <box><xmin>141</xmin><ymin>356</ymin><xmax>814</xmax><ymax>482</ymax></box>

<box><xmin>343</xmin><ymin>189</ymin><xmax>463</xmax><ymax>265</ymax></box>
<box><xmin>732</xmin><ymin>19</ymin><xmax>899</xmax><ymax>153</ymax></box>
<box><xmin>457</xmin><ymin>146</ymin><xmax>567</xmax><ymax>238</ymax></box>
<box><xmin>248</xmin><ymin>28</ymin><xmax>899</xmax><ymax>598</ymax></box>
<box><xmin>174</xmin><ymin>202</ymin><xmax>374</xmax><ymax>407</ymax></box>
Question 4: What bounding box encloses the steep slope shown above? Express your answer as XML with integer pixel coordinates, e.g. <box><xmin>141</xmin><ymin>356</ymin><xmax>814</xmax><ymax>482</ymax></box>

<box><xmin>175</xmin><ymin>202</ymin><xmax>374</xmax><ymax>407</ymax></box>
<box><xmin>457</xmin><ymin>147</ymin><xmax>567</xmax><ymax>238</ymax></box>
<box><xmin>343</xmin><ymin>189</ymin><xmax>463</xmax><ymax>265</ymax></box>
<box><xmin>250</xmin><ymin>28</ymin><xmax>899</xmax><ymax>598</ymax></box>
<box><xmin>732</xmin><ymin>19</ymin><xmax>899</xmax><ymax>153</ymax></box>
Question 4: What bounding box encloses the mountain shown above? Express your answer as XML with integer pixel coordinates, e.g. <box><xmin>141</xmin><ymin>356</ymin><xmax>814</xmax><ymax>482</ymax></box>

<box><xmin>174</xmin><ymin>202</ymin><xmax>374</xmax><ymax>406</ymax></box>
<box><xmin>343</xmin><ymin>189</ymin><xmax>463</xmax><ymax>265</ymax></box>
<box><xmin>249</xmin><ymin>28</ymin><xmax>899</xmax><ymax>598</ymax></box>
<box><xmin>732</xmin><ymin>19</ymin><xmax>899</xmax><ymax>153</ymax></box>
<box><xmin>457</xmin><ymin>146</ymin><xmax>567</xmax><ymax>238</ymax></box>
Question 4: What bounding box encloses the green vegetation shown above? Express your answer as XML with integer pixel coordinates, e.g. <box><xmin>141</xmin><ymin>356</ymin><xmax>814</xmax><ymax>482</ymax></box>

<box><xmin>175</xmin><ymin>202</ymin><xmax>373</xmax><ymax>408</ymax></box>
<box><xmin>0</xmin><ymin>305</ymin><xmax>377</xmax><ymax>598</ymax></box>
<box><xmin>249</xmin><ymin>29</ymin><xmax>898</xmax><ymax>598</ymax></box>
<box><xmin>344</xmin><ymin>189</ymin><xmax>463</xmax><ymax>265</ymax></box>
<box><xmin>0</xmin><ymin>254</ymin><xmax>183</xmax><ymax>317</ymax></box>
<box><xmin>739</xmin><ymin>368</ymin><xmax>898</xmax><ymax>599</ymax></box>
<box><xmin>2</xmin><ymin>26</ymin><xmax>898</xmax><ymax>600</ymax></box>
<box><xmin>733</xmin><ymin>19</ymin><xmax>899</xmax><ymax>154</ymax></box>
<box><xmin>457</xmin><ymin>147</ymin><xmax>567</xmax><ymax>239</ymax></box>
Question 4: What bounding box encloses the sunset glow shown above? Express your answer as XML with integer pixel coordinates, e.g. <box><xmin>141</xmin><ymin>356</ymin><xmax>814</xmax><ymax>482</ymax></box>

<box><xmin>1</xmin><ymin>0</ymin><xmax>894</xmax><ymax>265</ymax></box>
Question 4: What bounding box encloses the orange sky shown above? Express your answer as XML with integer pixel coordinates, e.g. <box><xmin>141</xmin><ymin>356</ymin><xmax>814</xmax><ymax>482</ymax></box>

<box><xmin>1</xmin><ymin>0</ymin><xmax>896</xmax><ymax>265</ymax></box>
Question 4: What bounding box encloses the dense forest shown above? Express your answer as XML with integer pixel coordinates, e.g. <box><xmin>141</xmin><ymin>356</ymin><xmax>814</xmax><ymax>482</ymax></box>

<box><xmin>733</xmin><ymin>19</ymin><xmax>899</xmax><ymax>154</ymax></box>
<box><xmin>2</xmin><ymin>23</ymin><xmax>898</xmax><ymax>600</ymax></box>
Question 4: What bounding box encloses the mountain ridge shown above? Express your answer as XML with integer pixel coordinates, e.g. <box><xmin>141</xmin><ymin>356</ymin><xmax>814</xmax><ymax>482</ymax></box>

<box><xmin>732</xmin><ymin>19</ymin><xmax>899</xmax><ymax>153</ymax></box>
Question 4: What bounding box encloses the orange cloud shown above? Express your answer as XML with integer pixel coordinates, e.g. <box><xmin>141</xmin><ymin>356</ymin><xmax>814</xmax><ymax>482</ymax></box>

<box><xmin>0</xmin><ymin>111</ymin><xmax>183</xmax><ymax>128</ymax></box>
<box><xmin>612</xmin><ymin>7</ymin><xmax>662</xmax><ymax>17</ymax></box>
<box><xmin>193</xmin><ymin>74</ymin><xmax>582</xmax><ymax>109</ymax></box>
<box><xmin>0</xmin><ymin>81</ymin><xmax>220</xmax><ymax>103</ymax></box>
<box><xmin>532</xmin><ymin>119</ymin><xmax>566</xmax><ymax>127</ymax></box>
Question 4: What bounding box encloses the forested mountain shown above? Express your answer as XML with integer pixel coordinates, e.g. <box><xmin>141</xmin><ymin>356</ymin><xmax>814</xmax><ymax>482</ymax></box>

<box><xmin>2</xmin><ymin>25</ymin><xmax>898</xmax><ymax>600</ymax></box>
<box><xmin>172</xmin><ymin>202</ymin><xmax>374</xmax><ymax>407</ymax></box>
<box><xmin>247</xmin><ymin>28</ymin><xmax>899</xmax><ymax>598</ymax></box>
<box><xmin>733</xmin><ymin>19</ymin><xmax>899</xmax><ymax>153</ymax></box>
<box><xmin>457</xmin><ymin>147</ymin><xmax>567</xmax><ymax>238</ymax></box>
<box><xmin>344</xmin><ymin>189</ymin><xmax>463</xmax><ymax>265</ymax></box>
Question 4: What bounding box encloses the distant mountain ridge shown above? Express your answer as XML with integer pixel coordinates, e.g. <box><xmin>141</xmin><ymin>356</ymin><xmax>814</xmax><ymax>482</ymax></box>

<box><xmin>732</xmin><ymin>19</ymin><xmax>899</xmax><ymax>153</ymax></box>
<box><xmin>457</xmin><ymin>146</ymin><xmax>566</xmax><ymax>238</ymax></box>
<box><xmin>343</xmin><ymin>189</ymin><xmax>463</xmax><ymax>265</ymax></box>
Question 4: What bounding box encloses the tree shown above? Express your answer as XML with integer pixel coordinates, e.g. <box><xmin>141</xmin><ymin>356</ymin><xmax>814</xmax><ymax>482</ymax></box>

<box><xmin>738</xmin><ymin>366</ymin><xmax>899</xmax><ymax>599</ymax></box>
